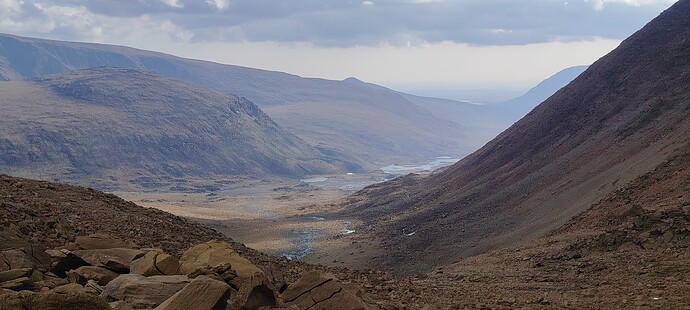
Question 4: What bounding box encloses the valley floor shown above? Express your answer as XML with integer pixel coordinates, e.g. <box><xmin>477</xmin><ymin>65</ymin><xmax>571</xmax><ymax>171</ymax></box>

<box><xmin>113</xmin><ymin>171</ymin><xmax>387</xmax><ymax>270</ymax></box>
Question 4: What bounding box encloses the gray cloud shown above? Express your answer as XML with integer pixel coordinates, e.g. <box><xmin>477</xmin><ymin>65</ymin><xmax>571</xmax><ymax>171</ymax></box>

<box><xmin>1</xmin><ymin>0</ymin><xmax>677</xmax><ymax>47</ymax></box>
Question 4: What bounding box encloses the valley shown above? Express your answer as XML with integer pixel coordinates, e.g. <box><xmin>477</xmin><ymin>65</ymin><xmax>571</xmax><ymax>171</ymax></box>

<box><xmin>2</xmin><ymin>0</ymin><xmax>690</xmax><ymax>309</ymax></box>
<box><xmin>113</xmin><ymin>156</ymin><xmax>460</xmax><ymax>272</ymax></box>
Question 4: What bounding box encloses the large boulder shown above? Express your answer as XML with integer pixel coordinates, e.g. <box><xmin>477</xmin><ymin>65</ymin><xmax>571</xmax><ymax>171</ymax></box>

<box><xmin>154</xmin><ymin>275</ymin><xmax>231</xmax><ymax>310</ymax></box>
<box><xmin>0</xmin><ymin>268</ymin><xmax>43</xmax><ymax>291</ymax></box>
<box><xmin>0</xmin><ymin>268</ymin><xmax>34</xmax><ymax>283</ymax></box>
<box><xmin>179</xmin><ymin>241</ymin><xmax>262</xmax><ymax>279</ymax></box>
<box><xmin>50</xmin><ymin>283</ymin><xmax>86</xmax><ymax>295</ymax></box>
<box><xmin>130</xmin><ymin>250</ymin><xmax>179</xmax><ymax>276</ymax></box>
<box><xmin>231</xmin><ymin>273</ymin><xmax>278</xmax><ymax>310</ymax></box>
<box><xmin>100</xmin><ymin>274</ymin><xmax>190</xmax><ymax>309</ymax></box>
<box><xmin>45</xmin><ymin>249</ymin><xmax>90</xmax><ymax>277</ymax></box>
<box><xmin>73</xmin><ymin>248</ymin><xmax>145</xmax><ymax>273</ymax></box>
<box><xmin>67</xmin><ymin>266</ymin><xmax>119</xmax><ymax>286</ymax></box>
<box><xmin>74</xmin><ymin>233</ymin><xmax>135</xmax><ymax>250</ymax></box>
<box><xmin>0</xmin><ymin>249</ymin><xmax>42</xmax><ymax>271</ymax></box>
<box><xmin>283</xmin><ymin>271</ymin><xmax>371</xmax><ymax>310</ymax></box>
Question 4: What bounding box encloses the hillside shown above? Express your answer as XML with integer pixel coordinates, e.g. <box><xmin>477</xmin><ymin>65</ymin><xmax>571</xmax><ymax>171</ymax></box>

<box><xmin>0</xmin><ymin>68</ymin><xmax>353</xmax><ymax>190</ymax></box>
<box><xmin>338</xmin><ymin>0</ymin><xmax>690</xmax><ymax>274</ymax></box>
<box><xmin>2</xmin><ymin>159</ymin><xmax>687</xmax><ymax>308</ymax></box>
<box><xmin>0</xmin><ymin>34</ymin><xmax>474</xmax><ymax>166</ymax></box>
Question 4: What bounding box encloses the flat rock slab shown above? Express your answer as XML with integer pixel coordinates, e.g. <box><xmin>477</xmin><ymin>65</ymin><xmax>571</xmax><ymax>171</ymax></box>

<box><xmin>73</xmin><ymin>248</ymin><xmax>145</xmax><ymax>273</ymax></box>
<box><xmin>179</xmin><ymin>240</ymin><xmax>262</xmax><ymax>279</ymax></box>
<box><xmin>101</xmin><ymin>274</ymin><xmax>190</xmax><ymax>309</ymax></box>
<box><xmin>67</xmin><ymin>266</ymin><xmax>120</xmax><ymax>286</ymax></box>
<box><xmin>155</xmin><ymin>275</ymin><xmax>231</xmax><ymax>310</ymax></box>
<box><xmin>130</xmin><ymin>251</ymin><xmax>179</xmax><ymax>276</ymax></box>
<box><xmin>283</xmin><ymin>271</ymin><xmax>371</xmax><ymax>310</ymax></box>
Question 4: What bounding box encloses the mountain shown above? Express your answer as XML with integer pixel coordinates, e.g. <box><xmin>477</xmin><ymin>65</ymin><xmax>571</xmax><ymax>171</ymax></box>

<box><xmin>339</xmin><ymin>0</ymin><xmax>690</xmax><ymax>274</ymax></box>
<box><xmin>0</xmin><ymin>68</ymin><xmax>353</xmax><ymax>190</ymax></box>
<box><xmin>398</xmin><ymin>93</ymin><xmax>509</xmax><ymax>152</ymax></box>
<box><xmin>0</xmin><ymin>33</ymin><xmax>474</xmax><ymax>167</ymax></box>
<box><xmin>494</xmin><ymin>65</ymin><xmax>588</xmax><ymax>123</ymax></box>
<box><xmin>342</xmin><ymin>77</ymin><xmax>508</xmax><ymax>154</ymax></box>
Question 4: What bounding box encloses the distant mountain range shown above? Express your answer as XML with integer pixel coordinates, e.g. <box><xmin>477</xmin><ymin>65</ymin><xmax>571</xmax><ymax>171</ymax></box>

<box><xmin>0</xmin><ymin>33</ymin><xmax>478</xmax><ymax>168</ymax></box>
<box><xmin>342</xmin><ymin>0</ymin><xmax>690</xmax><ymax>274</ymax></box>
<box><xmin>0</xmin><ymin>68</ymin><xmax>353</xmax><ymax>190</ymax></box>
<box><xmin>0</xmin><ymin>32</ymin><xmax>586</xmax><ymax>189</ymax></box>
<box><xmin>492</xmin><ymin>65</ymin><xmax>589</xmax><ymax>123</ymax></box>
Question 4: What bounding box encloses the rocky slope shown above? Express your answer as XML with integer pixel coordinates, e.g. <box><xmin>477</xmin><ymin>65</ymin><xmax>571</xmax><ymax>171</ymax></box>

<box><xmin>0</xmin><ymin>68</ymin><xmax>355</xmax><ymax>190</ymax></box>
<box><xmin>2</xmin><ymin>156</ymin><xmax>688</xmax><ymax>308</ymax></box>
<box><xmin>339</xmin><ymin>0</ymin><xmax>690</xmax><ymax>274</ymax></box>
<box><xmin>0</xmin><ymin>34</ymin><xmax>477</xmax><ymax>167</ymax></box>
<box><xmin>0</xmin><ymin>174</ymin><xmax>436</xmax><ymax>309</ymax></box>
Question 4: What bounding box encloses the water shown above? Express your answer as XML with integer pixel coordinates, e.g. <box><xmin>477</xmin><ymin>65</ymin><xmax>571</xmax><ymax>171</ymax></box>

<box><xmin>299</xmin><ymin>177</ymin><xmax>328</xmax><ymax>183</ymax></box>
<box><xmin>380</xmin><ymin>156</ymin><xmax>459</xmax><ymax>175</ymax></box>
<box><xmin>341</xmin><ymin>221</ymin><xmax>355</xmax><ymax>235</ymax></box>
<box><xmin>281</xmin><ymin>229</ymin><xmax>322</xmax><ymax>260</ymax></box>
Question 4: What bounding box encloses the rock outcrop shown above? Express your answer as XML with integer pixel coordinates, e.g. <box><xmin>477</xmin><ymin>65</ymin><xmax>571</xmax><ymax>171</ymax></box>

<box><xmin>283</xmin><ymin>271</ymin><xmax>372</xmax><ymax>310</ymax></box>
<box><xmin>0</xmin><ymin>235</ymin><xmax>377</xmax><ymax>310</ymax></box>
<box><xmin>130</xmin><ymin>250</ymin><xmax>180</xmax><ymax>276</ymax></box>
<box><xmin>154</xmin><ymin>275</ymin><xmax>231</xmax><ymax>310</ymax></box>
<box><xmin>179</xmin><ymin>240</ymin><xmax>263</xmax><ymax>279</ymax></box>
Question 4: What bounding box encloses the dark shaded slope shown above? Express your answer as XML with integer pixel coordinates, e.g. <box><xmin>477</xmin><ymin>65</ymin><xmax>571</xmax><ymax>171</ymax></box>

<box><xmin>0</xmin><ymin>68</ymin><xmax>352</xmax><ymax>190</ymax></box>
<box><xmin>344</xmin><ymin>0</ymin><xmax>690</xmax><ymax>274</ymax></box>
<box><xmin>0</xmin><ymin>34</ymin><xmax>473</xmax><ymax>166</ymax></box>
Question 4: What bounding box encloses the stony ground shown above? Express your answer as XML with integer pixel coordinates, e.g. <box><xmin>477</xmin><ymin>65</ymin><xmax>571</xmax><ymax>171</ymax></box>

<box><xmin>2</xmin><ymin>171</ymin><xmax>690</xmax><ymax>309</ymax></box>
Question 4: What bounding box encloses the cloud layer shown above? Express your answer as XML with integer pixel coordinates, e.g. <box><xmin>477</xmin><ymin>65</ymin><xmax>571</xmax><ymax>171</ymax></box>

<box><xmin>0</xmin><ymin>0</ymin><xmax>678</xmax><ymax>47</ymax></box>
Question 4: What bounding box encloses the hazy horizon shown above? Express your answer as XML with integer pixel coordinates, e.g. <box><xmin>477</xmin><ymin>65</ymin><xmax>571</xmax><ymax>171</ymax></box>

<box><xmin>0</xmin><ymin>0</ymin><xmax>678</xmax><ymax>98</ymax></box>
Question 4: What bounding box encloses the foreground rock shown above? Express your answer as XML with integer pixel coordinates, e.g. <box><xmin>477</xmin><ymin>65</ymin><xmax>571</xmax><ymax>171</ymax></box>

<box><xmin>155</xmin><ymin>275</ymin><xmax>231</xmax><ymax>310</ymax></box>
<box><xmin>101</xmin><ymin>274</ymin><xmax>190</xmax><ymax>309</ymax></box>
<box><xmin>130</xmin><ymin>250</ymin><xmax>180</xmax><ymax>276</ymax></box>
<box><xmin>179</xmin><ymin>240</ymin><xmax>263</xmax><ymax>279</ymax></box>
<box><xmin>73</xmin><ymin>248</ymin><xmax>145</xmax><ymax>274</ymax></box>
<box><xmin>283</xmin><ymin>271</ymin><xmax>372</xmax><ymax>310</ymax></box>
<box><xmin>66</xmin><ymin>266</ymin><xmax>119</xmax><ymax>286</ymax></box>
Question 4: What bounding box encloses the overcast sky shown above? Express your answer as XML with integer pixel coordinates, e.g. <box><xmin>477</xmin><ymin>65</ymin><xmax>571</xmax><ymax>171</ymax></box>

<box><xmin>0</xmin><ymin>0</ymin><xmax>679</xmax><ymax>98</ymax></box>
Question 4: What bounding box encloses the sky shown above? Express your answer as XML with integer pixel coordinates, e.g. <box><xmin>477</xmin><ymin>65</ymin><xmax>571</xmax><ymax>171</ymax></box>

<box><xmin>0</xmin><ymin>0</ymin><xmax>679</xmax><ymax>100</ymax></box>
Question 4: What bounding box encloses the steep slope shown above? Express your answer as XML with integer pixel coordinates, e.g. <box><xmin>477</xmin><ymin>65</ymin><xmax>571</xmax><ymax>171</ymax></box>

<box><xmin>0</xmin><ymin>34</ymin><xmax>472</xmax><ymax>166</ymax></box>
<box><xmin>0</xmin><ymin>68</ymin><xmax>352</xmax><ymax>190</ymax></box>
<box><xmin>494</xmin><ymin>65</ymin><xmax>588</xmax><ymax>123</ymax></box>
<box><xmin>341</xmin><ymin>0</ymin><xmax>690</xmax><ymax>274</ymax></box>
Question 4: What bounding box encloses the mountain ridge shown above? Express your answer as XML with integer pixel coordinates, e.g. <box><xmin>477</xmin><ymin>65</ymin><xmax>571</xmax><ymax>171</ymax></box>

<box><xmin>338</xmin><ymin>0</ymin><xmax>690</xmax><ymax>274</ymax></box>
<box><xmin>0</xmin><ymin>33</ymin><xmax>477</xmax><ymax>167</ymax></box>
<box><xmin>0</xmin><ymin>67</ymin><xmax>354</xmax><ymax>190</ymax></box>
